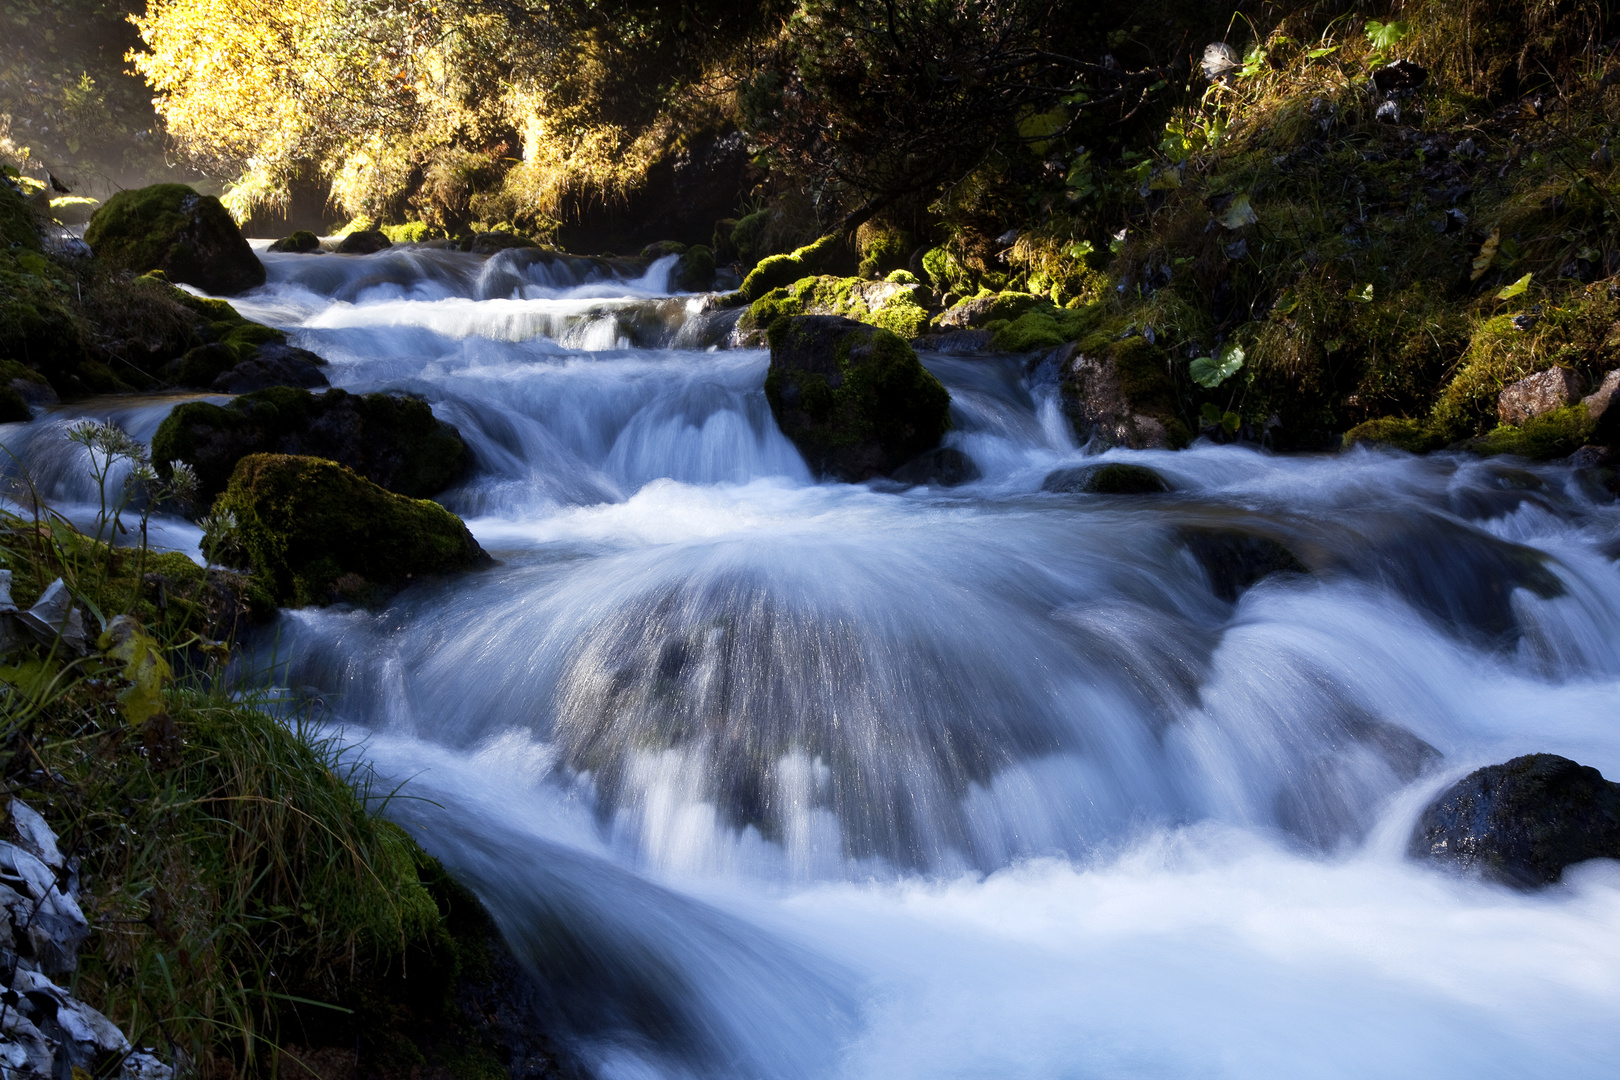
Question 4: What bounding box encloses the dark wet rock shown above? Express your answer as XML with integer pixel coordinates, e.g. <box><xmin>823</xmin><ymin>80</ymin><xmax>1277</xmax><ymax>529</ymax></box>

<box><xmin>335</xmin><ymin>229</ymin><xmax>392</xmax><ymax>254</ymax></box>
<box><xmin>1498</xmin><ymin>367</ymin><xmax>1585</xmax><ymax>426</ymax></box>
<box><xmin>764</xmin><ymin>315</ymin><xmax>951</xmax><ymax>482</ymax></box>
<box><xmin>84</xmin><ymin>184</ymin><xmax>265</xmax><ymax>295</ymax></box>
<box><xmin>207</xmin><ymin>453</ymin><xmax>490</xmax><ymax>608</ymax></box>
<box><xmin>1372</xmin><ymin>59</ymin><xmax>1428</xmax><ymax>97</ymax></box>
<box><xmin>1446</xmin><ymin>462</ymin><xmax>1553</xmax><ymax>520</ymax></box>
<box><xmin>1339</xmin><ymin>514</ymin><xmax>1563</xmax><ymax>642</ymax></box>
<box><xmin>207</xmin><ymin>341</ymin><xmax>330</xmax><ymax>393</ymax></box>
<box><xmin>1409</xmin><ymin>754</ymin><xmax>1620</xmax><ymax>887</ymax></box>
<box><xmin>673</xmin><ymin>245</ymin><xmax>715</xmax><ymax>291</ymax></box>
<box><xmin>268</xmin><ymin>230</ymin><xmax>322</xmax><ymax>253</ymax></box>
<box><xmin>153</xmin><ymin>385</ymin><xmax>470</xmax><ymax>508</ymax></box>
<box><xmin>1040</xmin><ymin>462</ymin><xmax>1170</xmax><ymax>494</ymax></box>
<box><xmin>469</xmin><ymin>231</ymin><xmax>539</xmax><ymax>255</ymax></box>
<box><xmin>1177</xmin><ymin>527</ymin><xmax>1308</xmax><ymax>601</ymax></box>
<box><xmin>1051</xmin><ymin>340</ymin><xmax>1183</xmax><ymax>450</ymax></box>
<box><xmin>889</xmin><ymin>446</ymin><xmax>981</xmax><ymax>487</ymax></box>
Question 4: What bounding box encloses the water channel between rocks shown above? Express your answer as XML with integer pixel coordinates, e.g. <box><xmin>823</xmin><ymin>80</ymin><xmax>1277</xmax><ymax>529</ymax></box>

<box><xmin>10</xmin><ymin>244</ymin><xmax>1620</xmax><ymax>1079</ymax></box>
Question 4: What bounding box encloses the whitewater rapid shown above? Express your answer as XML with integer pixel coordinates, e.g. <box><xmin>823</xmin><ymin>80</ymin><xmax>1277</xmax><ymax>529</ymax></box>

<box><xmin>13</xmin><ymin>243</ymin><xmax>1620</xmax><ymax>1078</ymax></box>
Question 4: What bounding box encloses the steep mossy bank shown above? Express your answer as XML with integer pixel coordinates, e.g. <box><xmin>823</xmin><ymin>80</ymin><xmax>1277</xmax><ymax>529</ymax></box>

<box><xmin>0</xmin><ymin>508</ymin><xmax>565</xmax><ymax>1080</ymax></box>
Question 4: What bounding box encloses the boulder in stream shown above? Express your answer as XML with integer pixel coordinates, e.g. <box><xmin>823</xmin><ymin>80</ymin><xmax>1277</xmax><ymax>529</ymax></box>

<box><xmin>764</xmin><ymin>315</ymin><xmax>951</xmax><ymax>482</ymax></box>
<box><xmin>267</xmin><ymin>230</ymin><xmax>322</xmax><ymax>253</ymax></box>
<box><xmin>84</xmin><ymin>184</ymin><xmax>265</xmax><ymax>295</ymax></box>
<box><xmin>1408</xmin><ymin>754</ymin><xmax>1620</xmax><ymax>887</ymax></box>
<box><xmin>208</xmin><ymin>453</ymin><xmax>491</xmax><ymax>607</ymax></box>
<box><xmin>335</xmin><ymin>229</ymin><xmax>393</xmax><ymax>254</ymax></box>
<box><xmin>1041</xmin><ymin>462</ymin><xmax>1170</xmax><ymax>494</ymax></box>
<box><xmin>154</xmin><ymin>385</ymin><xmax>470</xmax><ymax>509</ymax></box>
<box><xmin>1177</xmin><ymin>526</ymin><xmax>1308</xmax><ymax>601</ymax></box>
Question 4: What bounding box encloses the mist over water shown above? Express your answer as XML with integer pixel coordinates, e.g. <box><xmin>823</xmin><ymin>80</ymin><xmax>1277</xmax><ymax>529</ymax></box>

<box><xmin>15</xmin><ymin>244</ymin><xmax>1620</xmax><ymax>1077</ymax></box>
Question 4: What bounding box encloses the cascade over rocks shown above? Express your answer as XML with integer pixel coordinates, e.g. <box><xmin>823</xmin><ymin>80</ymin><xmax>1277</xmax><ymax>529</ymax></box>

<box><xmin>154</xmin><ymin>386</ymin><xmax>471</xmax><ymax>509</ymax></box>
<box><xmin>764</xmin><ymin>315</ymin><xmax>951</xmax><ymax>482</ymax></box>
<box><xmin>1409</xmin><ymin>754</ymin><xmax>1620</xmax><ymax>887</ymax></box>
<box><xmin>207</xmin><ymin>453</ymin><xmax>490</xmax><ymax>608</ymax></box>
<box><xmin>83</xmin><ymin>184</ymin><xmax>265</xmax><ymax>295</ymax></box>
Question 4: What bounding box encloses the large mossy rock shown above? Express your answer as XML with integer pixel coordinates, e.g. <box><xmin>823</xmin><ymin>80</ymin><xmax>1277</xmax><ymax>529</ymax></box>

<box><xmin>208</xmin><ymin>454</ymin><xmax>490</xmax><ymax>608</ymax></box>
<box><xmin>738</xmin><ymin>234</ymin><xmax>856</xmax><ymax>303</ymax></box>
<box><xmin>1053</xmin><ymin>336</ymin><xmax>1189</xmax><ymax>450</ymax></box>
<box><xmin>764</xmin><ymin>315</ymin><xmax>951</xmax><ymax>481</ymax></box>
<box><xmin>84</xmin><ymin>184</ymin><xmax>265</xmax><ymax>295</ymax></box>
<box><xmin>1408</xmin><ymin>754</ymin><xmax>1620</xmax><ymax>888</ymax></box>
<box><xmin>1</xmin><ymin>180</ymin><xmax>42</xmax><ymax>252</ymax></box>
<box><xmin>154</xmin><ymin>386</ymin><xmax>469</xmax><ymax>509</ymax></box>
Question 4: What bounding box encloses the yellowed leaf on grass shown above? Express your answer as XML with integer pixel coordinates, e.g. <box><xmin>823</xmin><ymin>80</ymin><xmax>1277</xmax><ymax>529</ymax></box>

<box><xmin>1471</xmin><ymin>229</ymin><xmax>1501</xmax><ymax>282</ymax></box>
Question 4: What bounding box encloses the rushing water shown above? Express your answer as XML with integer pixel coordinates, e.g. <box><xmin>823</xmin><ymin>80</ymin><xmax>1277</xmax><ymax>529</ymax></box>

<box><xmin>12</xmin><ymin>243</ymin><xmax>1620</xmax><ymax>1078</ymax></box>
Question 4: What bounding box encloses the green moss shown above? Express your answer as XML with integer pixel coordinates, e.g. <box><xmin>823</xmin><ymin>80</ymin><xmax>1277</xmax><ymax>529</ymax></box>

<box><xmin>85</xmin><ymin>183</ymin><xmax>264</xmax><ymax>294</ymax></box>
<box><xmin>747</xmin><ymin>274</ymin><xmax>932</xmax><ymax>339</ymax></box>
<box><xmin>990</xmin><ymin>301</ymin><xmax>1098</xmax><ymax>352</ymax></box>
<box><xmin>739</xmin><ymin>234</ymin><xmax>846</xmax><ymax>301</ymax></box>
<box><xmin>1458</xmin><ymin>405</ymin><xmax>1594</xmax><ymax>460</ymax></box>
<box><xmin>857</xmin><ymin>224</ymin><xmax>912</xmax><ymax>280</ymax></box>
<box><xmin>729</xmin><ymin>208</ymin><xmax>772</xmax><ymax>264</ymax></box>
<box><xmin>0</xmin><ymin>181</ymin><xmax>40</xmax><ymax>252</ymax></box>
<box><xmin>380</xmin><ymin>221</ymin><xmax>442</xmax><ymax>243</ymax></box>
<box><xmin>869</xmin><ymin>299</ymin><xmax>931</xmax><ymax>339</ymax></box>
<box><xmin>886</xmin><ymin>269</ymin><xmax>920</xmax><ymax>285</ymax></box>
<box><xmin>1343</xmin><ymin>417</ymin><xmax>1446</xmax><ymax>453</ymax></box>
<box><xmin>83</xmin><ymin>183</ymin><xmax>197</xmax><ymax>272</ymax></box>
<box><xmin>208</xmin><ymin>453</ymin><xmax>487</xmax><ymax>607</ymax></box>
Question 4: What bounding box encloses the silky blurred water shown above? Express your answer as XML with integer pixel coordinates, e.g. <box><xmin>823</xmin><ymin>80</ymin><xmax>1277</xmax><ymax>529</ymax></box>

<box><xmin>10</xmin><ymin>243</ymin><xmax>1620</xmax><ymax>1079</ymax></box>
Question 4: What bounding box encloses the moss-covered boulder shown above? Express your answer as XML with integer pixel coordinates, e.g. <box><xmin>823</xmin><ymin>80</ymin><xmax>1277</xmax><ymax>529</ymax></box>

<box><xmin>737</xmin><ymin>234</ymin><xmax>855</xmax><ymax>303</ymax></box>
<box><xmin>336</xmin><ymin>229</ymin><xmax>392</xmax><ymax>254</ymax></box>
<box><xmin>747</xmin><ymin>275</ymin><xmax>933</xmax><ymax>340</ymax></box>
<box><xmin>268</xmin><ymin>230</ymin><xmax>322</xmax><ymax>253</ymax></box>
<box><xmin>1040</xmin><ymin>462</ymin><xmax>1170</xmax><ymax>494</ymax></box>
<box><xmin>1054</xmin><ymin>334</ymin><xmax>1189</xmax><ymax>449</ymax></box>
<box><xmin>154</xmin><ymin>386</ymin><xmax>469</xmax><ymax>509</ymax></box>
<box><xmin>1343</xmin><ymin>417</ymin><xmax>1445</xmax><ymax>454</ymax></box>
<box><xmin>673</xmin><ymin>245</ymin><xmax>716</xmax><ymax>291</ymax></box>
<box><xmin>764</xmin><ymin>315</ymin><xmax>951</xmax><ymax>481</ymax></box>
<box><xmin>1409</xmin><ymin>754</ymin><xmax>1620</xmax><ymax>888</ymax></box>
<box><xmin>208</xmin><ymin>454</ymin><xmax>490</xmax><ymax>608</ymax></box>
<box><xmin>84</xmin><ymin>184</ymin><xmax>265</xmax><ymax>295</ymax></box>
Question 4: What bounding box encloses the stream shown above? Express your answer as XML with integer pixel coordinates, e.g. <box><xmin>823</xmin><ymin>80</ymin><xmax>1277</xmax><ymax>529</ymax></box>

<box><xmin>10</xmin><ymin>243</ymin><xmax>1620</xmax><ymax>1078</ymax></box>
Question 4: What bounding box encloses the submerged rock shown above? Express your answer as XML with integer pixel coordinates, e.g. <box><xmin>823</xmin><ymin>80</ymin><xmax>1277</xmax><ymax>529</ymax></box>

<box><xmin>335</xmin><ymin>229</ymin><xmax>392</xmax><ymax>254</ymax></box>
<box><xmin>764</xmin><ymin>315</ymin><xmax>951</xmax><ymax>481</ymax></box>
<box><xmin>1498</xmin><ymin>367</ymin><xmax>1585</xmax><ymax>426</ymax></box>
<box><xmin>208</xmin><ymin>453</ymin><xmax>490</xmax><ymax>607</ymax></box>
<box><xmin>889</xmin><ymin>446</ymin><xmax>981</xmax><ymax>487</ymax></box>
<box><xmin>1409</xmin><ymin>754</ymin><xmax>1620</xmax><ymax>887</ymax></box>
<box><xmin>83</xmin><ymin>184</ymin><xmax>265</xmax><ymax>295</ymax></box>
<box><xmin>154</xmin><ymin>385</ymin><xmax>470</xmax><ymax>509</ymax></box>
<box><xmin>267</xmin><ymin>230</ymin><xmax>322</xmax><ymax>253</ymax></box>
<box><xmin>1040</xmin><ymin>462</ymin><xmax>1170</xmax><ymax>494</ymax></box>
<box><xmin>1177</xmin><ymin>527</ymin><xmax>1308</xmax><ymax>601</ymax></box>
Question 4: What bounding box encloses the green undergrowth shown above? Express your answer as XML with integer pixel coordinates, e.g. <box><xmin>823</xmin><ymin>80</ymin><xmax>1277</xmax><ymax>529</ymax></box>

<box><xmin>0</xmin><ymin>452</ymin><xmax>510</xmax><ymax>1080</ymax></box>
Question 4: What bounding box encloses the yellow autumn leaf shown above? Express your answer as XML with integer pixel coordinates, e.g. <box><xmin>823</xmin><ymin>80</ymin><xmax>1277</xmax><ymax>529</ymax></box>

<box><xmin>1470</xmin><ymin>229</ymin><xmax>1501</xmax><ymax>282</ymax></box>
<box><xmin>99</xmin><ymin>615</ymin><xmax>173</xmax><ymax>727</ymax></box>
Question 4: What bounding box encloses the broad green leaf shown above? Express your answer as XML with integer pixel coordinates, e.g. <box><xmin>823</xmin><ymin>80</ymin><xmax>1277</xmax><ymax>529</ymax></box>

<box><xmin>100</xmin><ymin>615</ymin><xmax>172</xmax><ymax>727</ymax></box>
<box><xmin>1221</xmin><ymin>411</ymin><xmax>1242</xmax><ymax>433</ymax></box>
<box><xmin>1307</xmin><ymin>45</ymin><xmax>1340</xmax><ymax>58</ymax></box>
<box><xmin>1218</xmin><ymin>193</ymin><xmax>1258</xmax><ymax>229</ymax></box>
<box><xmin>1496</xmin><ymin>273</ymin><xmax>1532</xmax><ymax>300</ymax></box>
<box><xmin>1352</xmin><ymin>283</ymin><xmax>1374</xmax><ymax>303</ymax></box>
<box><xmin>1365</xmin><ymin>20</ymin><xmax>1408</xmax><ymax>51</ymax></box>
<box><xmin>1190</xmin><ymin>343</ymin><xmax>1245</xmax><ymax>388</ymax></box>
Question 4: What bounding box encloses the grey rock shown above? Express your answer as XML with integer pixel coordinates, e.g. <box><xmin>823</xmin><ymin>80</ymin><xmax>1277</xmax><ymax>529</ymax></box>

<box><xmin>1498</xmin><ymin>367</ymin><xmax>1585</xmax><ymax>426</ymax></box>
<box><xmin>1201</xmin><ymin>42</ymin><xmax>1241</xmax><ymax>82</ymax></box>
<box><xmin>16</xmin><ymin>580</ymin><xmax>88</xmax><ymax>655</ymax></box>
